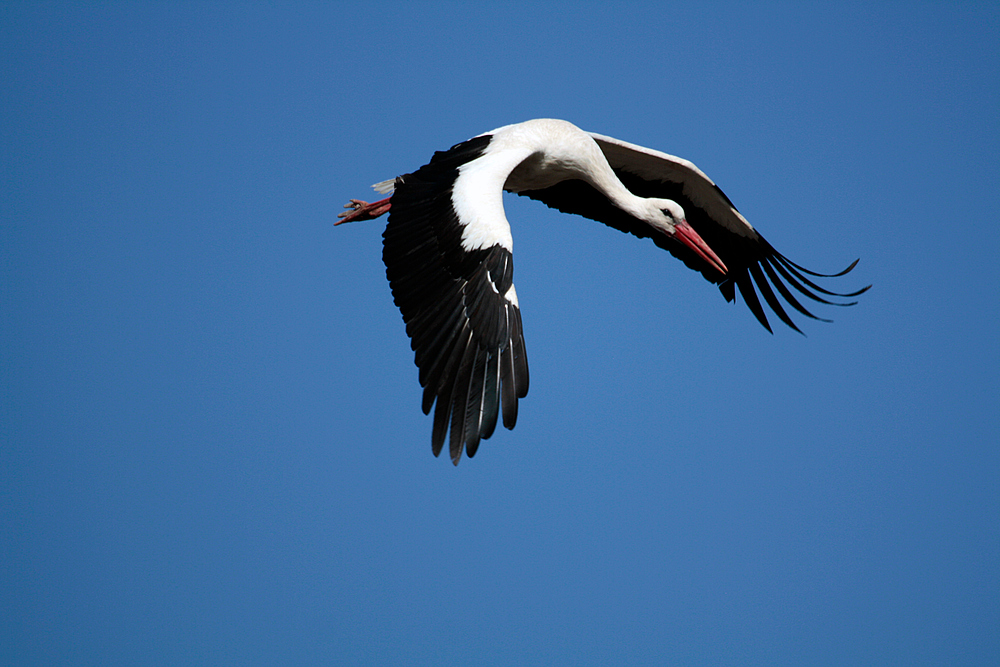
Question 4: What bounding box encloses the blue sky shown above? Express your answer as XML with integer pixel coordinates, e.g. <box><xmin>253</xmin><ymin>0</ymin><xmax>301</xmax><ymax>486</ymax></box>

<box><xmin>2</xmin><ymin>2</ymin><xmax>998</xmax><ymax>665</ymax></box>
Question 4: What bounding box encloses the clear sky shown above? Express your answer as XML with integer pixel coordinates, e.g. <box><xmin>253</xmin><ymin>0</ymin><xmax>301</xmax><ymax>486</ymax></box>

<box><xmin>3</xmin><ymin>2</ymin><xmax>998</xmax><ymax>665</ymax></box>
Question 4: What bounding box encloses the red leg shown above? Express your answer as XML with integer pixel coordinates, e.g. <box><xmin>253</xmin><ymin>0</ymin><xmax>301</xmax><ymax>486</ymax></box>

<box><xmin>335</xmin><ymin>197</ymin><xmax>392</xmax><ymax>225</ymax></box>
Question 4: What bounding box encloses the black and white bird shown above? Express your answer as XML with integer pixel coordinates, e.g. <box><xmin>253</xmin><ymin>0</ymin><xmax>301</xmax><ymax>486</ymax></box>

<box><xmin>337</xmin><ymin>119</ymin><xmax>867</xmax><ymax>464</ymax></box>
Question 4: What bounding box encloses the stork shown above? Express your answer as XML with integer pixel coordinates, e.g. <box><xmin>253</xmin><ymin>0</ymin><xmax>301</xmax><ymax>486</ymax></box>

<box><xmin>337</xmin><ymin>119</ymin><xmax>868</xmax><ymax>464</ymax></box>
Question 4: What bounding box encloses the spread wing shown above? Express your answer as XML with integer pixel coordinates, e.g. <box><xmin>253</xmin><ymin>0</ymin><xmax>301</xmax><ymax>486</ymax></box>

<box><xmin>382</xmin><ymin>135</ymin><xmax>528</xmax><ymax>464</ymax></box>
<box><xmin>516</xmin><ymin>131</ymin><xmax>869</xmax><ymax>333</ymax></box>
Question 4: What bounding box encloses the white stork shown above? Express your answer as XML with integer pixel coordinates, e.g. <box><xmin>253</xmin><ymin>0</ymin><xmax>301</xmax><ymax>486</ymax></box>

<box><xmin>337</xmin><ymin>119</ymin><xmax>867</xmax><ymax>464</ymax></box>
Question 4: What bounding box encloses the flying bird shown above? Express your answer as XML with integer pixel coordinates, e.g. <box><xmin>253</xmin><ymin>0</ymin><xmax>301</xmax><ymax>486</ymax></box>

<box><xmin>337</xmin><ymin>119</ymin><xmax>868</xmax><ymax>464</ymax></box>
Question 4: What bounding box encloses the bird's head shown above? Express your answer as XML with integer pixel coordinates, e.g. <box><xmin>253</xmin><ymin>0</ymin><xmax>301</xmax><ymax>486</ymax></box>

<box><xmin>649</xmin><ymin>198</ymin><xmax>728</xmax><ymax>276</ymax></box>
<box><xmin>653</xmin><ymin>198</ymin><xmax>686</xmax><ymax>230</ymax></box>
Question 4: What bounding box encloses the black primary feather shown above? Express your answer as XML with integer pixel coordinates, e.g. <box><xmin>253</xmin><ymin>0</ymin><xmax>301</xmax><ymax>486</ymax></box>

<box><xmin>383</xmin><ymin>135</ymin><xmax>528</xmax><ymax>464</ymax></box>
<box><xmin>518</xmin><ymin>168</ymin><xmax>869</xmax><ymax>334</ymax></box>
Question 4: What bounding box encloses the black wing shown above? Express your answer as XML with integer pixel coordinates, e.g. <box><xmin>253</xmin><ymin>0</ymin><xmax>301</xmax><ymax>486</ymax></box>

<box><xmin>516</xmin><ymin>133</ymin><xmax>869</xmax><ymax>333</ymax></box>
<box><xmin>383</xmin><ymin>135</ymin><xmax>529</xmax><ymax>464</ymax></box>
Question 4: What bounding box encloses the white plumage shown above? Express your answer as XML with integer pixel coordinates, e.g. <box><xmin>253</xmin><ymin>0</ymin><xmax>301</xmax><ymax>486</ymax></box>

<box><xmin>338</xmin><ymin>119</ymin><xmax>867</xmax><ymax>464</ymax></box>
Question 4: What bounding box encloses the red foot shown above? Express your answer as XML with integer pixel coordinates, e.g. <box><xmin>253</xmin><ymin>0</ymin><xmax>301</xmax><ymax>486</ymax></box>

<box><xmin>335</xmin><ymin>197</ymin><xmax>392</xmax><ymax>225</ymax></box>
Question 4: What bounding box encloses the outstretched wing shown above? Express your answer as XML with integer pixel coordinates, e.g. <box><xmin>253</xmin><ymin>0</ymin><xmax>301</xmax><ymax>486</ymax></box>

<box><xmin>517</xmin><ymin>131</ymin><xmax>869</xmax><ymax>333</ymax></box>
<box><xmin>383</xmin><ymin>135</ymin><xmax>529</xmax><ymax>464</ymax></box>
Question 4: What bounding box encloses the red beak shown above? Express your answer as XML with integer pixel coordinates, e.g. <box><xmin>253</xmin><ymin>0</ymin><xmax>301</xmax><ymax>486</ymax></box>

<box><xmin>673</xmin><ymin>219</ymin><xmax>728</xmax><ymax>276</ymax></box>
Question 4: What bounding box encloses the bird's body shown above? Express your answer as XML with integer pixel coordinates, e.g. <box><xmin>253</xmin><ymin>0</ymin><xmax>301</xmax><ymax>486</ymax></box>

<box><xmin>338</xmin><ymin>119</ymin><xmax>867</xmax><ymax>464</ymax></box>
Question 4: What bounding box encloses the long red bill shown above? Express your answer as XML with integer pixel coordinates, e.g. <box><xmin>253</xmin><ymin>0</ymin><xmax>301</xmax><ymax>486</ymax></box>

<box><xmin>673</xmin><ymin>219</ymin><xmax>728</xmax><ymax>276</ymax></box>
